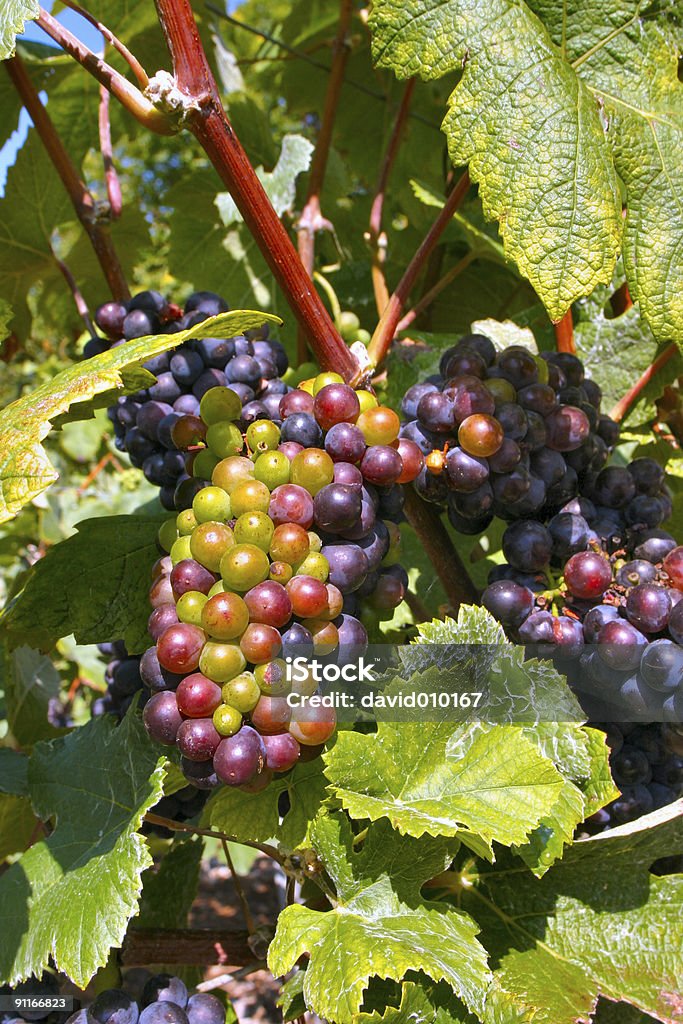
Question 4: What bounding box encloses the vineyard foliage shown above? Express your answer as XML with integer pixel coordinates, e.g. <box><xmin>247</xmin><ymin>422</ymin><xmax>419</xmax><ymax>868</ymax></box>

<box><xmin>0</xmin><ymin>2</ymin><xmax>682</xmax><ymax>1024</ymax></box>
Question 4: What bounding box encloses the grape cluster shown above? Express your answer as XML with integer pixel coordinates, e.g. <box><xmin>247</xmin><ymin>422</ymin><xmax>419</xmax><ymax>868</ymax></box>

<box><xmin>93</xmin><ymin>642</ymin><xmax>146</xmax><ymax>719</ymax></box>
<box><xmin>584</xmin><ymin>722</ymin><xmax>683</xmax><ymax>835</ymax></box>
<box><xmin>141</xmin><ymin>375</ymin><xmax>421</xmax><ymax>790</ymax></box>
<box><xmin>0</xmin><ymin>973</ymin><xmax>225</xmax><ymax>1024</ymax></box>
<box><xmin>94</xmin><ymin>289</ymin><xmax>288</xmax><ymax>511</ymax></box>
<box><xmin>401</xmin><ymin>338</ymin><xmax>640</xmax><ymax>531</ymax></box>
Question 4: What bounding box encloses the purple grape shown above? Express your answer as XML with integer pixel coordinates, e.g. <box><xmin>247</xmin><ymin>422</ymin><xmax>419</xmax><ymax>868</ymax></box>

<box><xmin>213</xmin><ymin>726</ymin><xmax>266</xmax><ymax>786</ymax></box>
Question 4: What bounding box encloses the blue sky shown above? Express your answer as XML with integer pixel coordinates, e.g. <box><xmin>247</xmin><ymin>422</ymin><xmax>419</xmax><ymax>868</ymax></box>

<box><xmin>0</xmin><ymin>0</ymin><xmax>104</xmax><ymax>192</ymax></box>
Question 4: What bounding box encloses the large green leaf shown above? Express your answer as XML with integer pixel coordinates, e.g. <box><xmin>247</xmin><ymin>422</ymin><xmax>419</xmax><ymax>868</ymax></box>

<box><xmin>0</xmin><ymin>0</ymin><xmax>38</xmax><ymax>59</ymax></box>
<box><xmin>1</xmin><ymin>644</ymin><xmax>64</xmax><ymax>747</ymax></box>
<box><xmin>206</xmin><ymin>757</ymin><xmax>329</xmax><ymax>849</ymax></box>
<box><xmin>357</xmin><ymin>979</ymin><xmax>476</xmax><ymax>1023</ymax></box>
<box><xmin>0</xmin><ymin>793</ymin><xmax>37</xmax><ymax>862</ymax></box>
<box><xmin>369</xmin><ymin>0</ymin><xmax>622</xmax><ymax>321</ymax></box>
<box><xmin>0</xmin><ymin>309</ymin><xmax>280</xmax><ymax>524</ymax></box>
<box><xmin>268</xmin><ymin>814</ymin><xmax>490</xmax><ymax>1022</ymax></box>
<box><xmin>1</xmin><ymin>514</ymin><xmax>164</xmax><ymax>654</ymax></box>
<box><xmin>463</xmin><ymin>800</ymin><xmax>683</xmax><ymax>1024</ymax></box>
<box><xmin>0</xmin><ymin>710</ymin><xmax>166</xmax><ymax>987</ymax></box>
<box><xmin>527</xmin><ymin>1</ymin><xmax>683</xmax><ymax>346</ymax></box>
<box><xmin>0</xmin><ymin>748</ymin><xmax>29</xmax><ymax>796</ymax></box>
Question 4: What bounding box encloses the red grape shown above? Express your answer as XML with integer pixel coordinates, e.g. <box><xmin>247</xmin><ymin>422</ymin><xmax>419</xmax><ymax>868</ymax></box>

<box><xmin>262</xmin><ymin>732</ymin><xmax>300</xmax><ymax>772</ymax></box>
<box><xmin>244</xmin><ymin>581</ymin><xmax>292</xmax><ymax>628</ymax></box>
<box><xmin>177</xmin><ymin>717</ymin><xmax>222</xmax><ymax>761</ymax></box>
<box><xmin>176</xmin><ymin>673</ymin><xmax>223</xmax><ymax>717</ymax></box>
<box><xmin>564</xmin><ymin>551</ymin><xmax>612</xmax><ymax>599</ymax></box>
<box><xmin>143</xmin><ymin>691</ymin><xmax>183</xmax><ymax>745</ymax></box>
<box><xmin>240</xmin><ymin>623</ymin><xmax>282</xmax><ymax>663</ymax></box>
<box><xmin>286</xmin><ymin>575</ymin><xmax>329</xmax><ymax>617</ymax></box>
<box><xmin>157</xmin><ymin>623</ymin><xmax>206</xmax><ymax>674</ymax></box>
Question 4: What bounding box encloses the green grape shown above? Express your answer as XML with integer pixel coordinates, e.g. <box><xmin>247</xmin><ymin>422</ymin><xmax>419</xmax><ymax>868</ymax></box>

<box><xmin>234</xmin><ymin>511</ymin><xmax>274</xmax><ymax>552</ymax></box>
<box><xmin>220</xmin><ymin>543</ymin><xmax>270</xmax><ymax>591</ymax></box>
<box><xmin>212</xmin><ymin>455</ymin><xmax>255</xmax><ymax>493</ymax></box>
<box><xmin>170</xmin><ymin>535</ymin><xmax>193</xmax><ymax>565</ymax></box>
<box><xmin>208</xmin><ymin>579</ymin><xmax>227</xmax><ymax>597</ymax></box>
<box><xmin>356</xmin><ymin>389</ymin><xmax>378</xmax><ymax>413</ymax></box>
<box><xmin>307</xmin><ymin>531</ymin><xmax>323</xmax><ymax>553</ymax></box>
<box><xmin>290</xmin><ymin>449</ymin><xmax>334</xmax><ymax>495</ymax></box>
<box><xmin>483</xmin><ymin>377</ymin><xmax>516</xmax><ymax>404</ymax></box>
<box><xmin>230</xmin><ymin>478</ymin><xmax>271</xmax><ymax>516</ymax></box>
<box><xmin>176</xmin><ymin>590</ymin><xmax>208</xmax><ymax>626</ymax></box>
<box><xmin>253</xmin><ymin>450</ymin><xmax>291</xmax><ymax>489</ymax></box>
<box><xmin>294</xmin><ymin>552</ymin><xmax>330</xmax><ymax>582</ymax></box>
<box><xmin>192</xmin><ymin>448</ymin><xmax>221</xmax><ymax>480</ymax></box>
<box><xmin>269</xmin><ymin>560</ymin><xmax>293</xmax><ymax>584</ymax></box>
<box><xmin>199</xmin><ymin>641</ymin><xmax>247</xmax><ymax>683</ymax></box>
<box><xmin>355</xmin><ymin>329</ymin><xmax>371</xmax><ymax>345</ymax></box>
<box><xmin>193</xmin><ymin>485</ymin><xmax>231</xmax><ymax>524</ymax></box>
<box><xmin>339</xmin><ymin>311</ymin><xmax>360</xmax><ymax>341</ymax></box>
<box><xmin>534</xmin><ymin>355</ymin><xmax>549</xmax><ymax>384</ymax></box>
<box><xmin>254</xmin><ymin>659</ymin><xmax>289</xmax><ymax>696</ymax></box>
<box><xmin>246</xmin><ymin>419</ymin><xmax>281</xmax><ymax>453</ymax></box>
<box><xmin>312</xmin><ymin>371</ymin><xmax>344</xmax><ymax>394</ymax></box>
<box><xmin>206</xmin><ymin>421</ymin><xmax>244</xmax><ymax>459</ymax></box>
<box><xmin>201</xmin><ymin>591</ymin><xmax>250</xmax><ymax>640</ymax></box>
<box><xmin>200</xmin><ymin>385</ymin><xmax>242</xmax><ymax>425</ymax></box>
<box><xmin>212</xmin><ymin>703</ymin><xmax>243</xmax><ymax>737</ymax></box>
<box><xmin>177</xmin><ymin>509</ymin><xmax>198</xmax><ymax>536</ymax></box>
<box><xmin>222</xmin><ymin>672</ymin><xmax>260</xmax><ymax>713</ymax></box>
<box><xmin>190</xmin><ymin>521</ymin><xmax>235</xmax><ymax>572</ymax></box>
<box><xmin>157</xmin><ymin>518</ymin><xmax>177</xmax><ymax>553</ymax></box>
<box><xmin>290</xmin><ymin>361</ymin><xmax>318</xmax><ymax>385</ymax></box>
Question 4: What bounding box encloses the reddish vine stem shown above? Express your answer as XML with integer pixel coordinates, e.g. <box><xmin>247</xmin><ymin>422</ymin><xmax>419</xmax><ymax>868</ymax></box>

<box><xmin>368</xmin><ymin>170</ymin><xmax>471</xmax><ymax>369</ymax></box>
<box><xmin>154</xmin><ymin>0</ymin><xmax>361</xmax><ymax>384</ymax></box>
<box><xmin>99</xmin><ymin>82</ymin><xmax>122</xmax><ymax>219</ymax></box>
<box><xmin>61</xmin><ymin>0</ymin><xmax>149</xmax><ymax>88</ymax></box>
<box><xmin>53</xmin><ymin>250</ymin><xmax>96</xmax><ymax>333</ymax></box>
<box><xmin>121</xmin><ymin>928</ymin><xmax>254</xmax><ymax>967</ymax></box>
<box><xmin>143</xmin><ymin>812</ymin><xmax>282</xmax><ymax>862</ymax></box>
<box><xmin>403</xmin><ymin>488</ymin><xmax>479</xmax><ymax>610</ymax></box>
<box><xmin>368</xmin><ymin>78</ymin><xmax>416</xmax><ymax>318</ymax></box>
<box><xmin>396</xmin><ymin>251</ymin><xmax>475</xmax><ymax>332</ymax></box>
<box><xmin>5</xmin><ymin>54</ymin><xmax>130</xmax><ymax>302</ymax></box>
<box><xmin>36</xmin><ymin>8</ymin><xmax>171</xmax><ymax>133</ymax></box>
<box><xmin>610</xmin><ymin>342</ymin><xmax>678</xmax><ymax>423</ymax></box>
<box><xmin>553</xmin><ymin>309</ymin><xmax>575</xmax><ymax>353</ymax></box>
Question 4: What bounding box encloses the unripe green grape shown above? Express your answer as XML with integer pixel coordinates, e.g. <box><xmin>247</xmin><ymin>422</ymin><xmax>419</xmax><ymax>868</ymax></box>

<box><xmin>290</xmin><ymin>449</ymin><xmax>334</xmax><ymax>495</ymax></box>
<box><xmin>534</xmin><ymin>355</ymin><xmax>549</xmax><ymax>384</ymax></box>
<box><xmin>176</xmin><ymin>590</ymin><xmax>209</xmax><ymax>626</ymax></box>
<box><xmin>199</xmin><ymin>641</ymin><xmax>247</xmax><ymax>682</ymax></box>
<box><xmin>231</xmin><ymin>479</ymin><xmax>271</xmax><ymax>516</ymax></box>
<box><xmin>158</xmin><ymin>518</ymin><xmax>177</xmax><ymax>553</ymax></box>
<box><xmin>312</xmin><ymin>371</ymin><xmax>344</xmax><ymax>394</ymax></box>
<box><xmin>200</xmin><ymin>385</ymin><xmax>242</xmax><ymax>425</ymax></box>
<box><xmin>339</xmin><ymin>311</ymin><xmax>360</xmax><ymax>341</ymax></box>
<box><xmin>220</xmin><ymin>543</ymin><xmax>270</xmax><ymax>591</ymax></box>
<box><xmin>307</xmin><ymin>531</ymin><xmax>323</xmax><ymax>553</ymax></box>
<box><xmin>171</xmin><ymin>535</ymin><xmax>193</xmax><ymax>565</ymax></box>
<box><xmin>355</xmin><ymin>329</ymin><xmax>371</xmax><ymax>345</ymax></box>
<box><xmin>192</xmin><ymin>485</ymin><xmax>231</xmax><ymax>524</ymax></box>
<box><xmin>208</xmin><ymin>580</ymin><xmax>227</xmax><ymax>597</ymax></box>
<box><xmin>290</xmin><ymin>361</ymin><xmax>318</xmax><ymax>385</ymax></box>
<box><xmin>246</xmin><ymin>419</ymin><xmax>281</xmax><ymax>453</ymax></box>
<box><xmin>212</xmin><ymin>455</ymin><xmax>255</xmax><ymax>493</ymax></box>
<box><xmin>190</xmin><ymin>521</ymin><xmax>235</xmax><ymax>572</ymax></box>
<box><xmin>254</xmin><ymin>450</ymin><xmax>291</xmax><ymax>489</ymax></box>
<box><xmin>212</xmin><ymin>703</ymin><xmax>243</xmax><ymax>736</ymax></box>
<box><xmin>206</xmin><ymin>421</ymin><xmax>244</xmax><ymax>459</ymax></box>
<box><xmin>269</xmin><ymin>561</ymin><xmax>293</xmax><ymax>584</ymax></box>
<box><xmin>177</xmin><ymin>509</ymin><xmax>198</xmax><ymax>536</ymax></box>
<box><xmin>234</xmin><ymin>511</ymin><xmax>274</xmax><ymax>552</ymax></box>
<box><xmin>254</xmin><ymin>659</ymin><xmax>289</xmax><ymax>696</ymax></box>
<box><xmin>484</xmin><ymin>377</ymin><xmax>516</xmax><ymax>404</ymax></box>
<box><xmin>356</xmin><ymin>389</ymin><xmax>378</xmax><ymax>413</ymax></box>
<box><xmin>294</xmin><ymin>552</ymin><xmax>330</xmax><ymax>582</ymax></box>
<box><xmin>222</xmin><ymin>672</ymin><xmax>260</xmax><ymax>713</ymax></box>
<box><xmin>192</xmin><ymin>448</ymin><xmax>221</xmax><ymax>480</ymax></box>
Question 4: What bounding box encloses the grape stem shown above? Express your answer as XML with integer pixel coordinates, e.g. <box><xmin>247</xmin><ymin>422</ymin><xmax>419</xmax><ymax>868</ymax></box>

<box><xmin>396</xmin><ymin>251</ymin><xmax>476</xmax><ymax>332</ymax></box>
<box><xmin>60</xmin><ymin>0</ymin><xmax>150</xmax><ymax>88</ymax></box>
<box><xmin>52</xmin><ymin>250</ymin><xmax>96</xmax><ymax>334</ymax></box>
<box><xmin>610</xmin><ymin>342</ymin><xmax>678</xmax><ymax>423</ymax></box>
<box><xmin>4</xmin><ymin>53</ymin><xmax>131</xmax><ymax>302</ymax></box>
<box><xmin>99</xmin><ymin>81</ymin><xmax>122</xmax><ymax>219</ymax></box>
<box><xmin>143</xmin><ymin>811</ymin><xmax>283</xmax><ymax>862</ymax></box>
<box><xmin>221</xmin><ymin>838</ymin><xmax>257</xmax><ymax>935</ymax></box>
<box><xmin>553</xmin><ymin>309</ymin><xmax>575</xmax><ymax>353</ymax></box>
<box><xmin>35</xmin><ymin>7</ymin><xmax>173</xmax><ymax>133</ymax></box>
<box><xmin>367</xmin><ymin>78</ymin><xmax>416</xmax><ymax>318</ymax></box>
<box><xmin>154</xmin><ymin>0</ymin><xmax>362</xmax><ymax>384</ymax></box>
<box><xmin>367</xmin><ymin>170</ymin><xmax>471</xmax><ymax>370</ymax></box>
<box><xmin>403</xmin><ymin>488</ymin><xmax>479</xmax><ymax>610</ymax></box>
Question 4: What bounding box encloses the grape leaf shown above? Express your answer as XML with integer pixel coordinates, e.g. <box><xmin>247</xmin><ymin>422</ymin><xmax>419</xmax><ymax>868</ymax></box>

<box><xmin>278</xmin><ymin>970</ymin><xmax>307</xmax><ymax>1023</ymax></box>
<box><xmin>0</xmin><ymin>0</ymin><xmax>38</xmax><ymax>59</ymax></box>
<box><xmin>2</xmin><ymin>645</ymin><xmax>65</xmax><ymax>747</ymax></box>
<box><xmin>216</xmin><ymin>133</ymin><xmax>314</xmax><ymax>225</ymax></box>
<box><xmin>0</xmin><ymin>710</ymin><xmax>166</xmax><ymax>987</ymax></box>
<box><xmin>324</xmin><ymin>721</ymin><xmax>564</xmax><ymax>852</ymax></box>
<box><xmin>462</xmin><ymin>800</ymin><xmax>683</xmax><ymax>1024</ymax></box>
<box><xmin>526</xmin><ymin>1</ymin><xmax>683</xmax><ymax>346</ymax></box>
<box><xmin>136</xmin><ymin>837</ymin><xmax>203</xmax><ymax>929</ymax></box>
<box><xmin>206</xmin><ymin>757</ymin><xmax>329</xmax><ymax>849</ymax></box>
<box><xmin>0</xmin><ymin>308</ymin><xmax>280</xmax><ymax>524</ymax></box>
<box><xmin>369</xmin><ymin>0</ymin><xmax>622</xmax><ymax>321</ymax></box>
<box><xmin>0</xmin><ymin>515</ymin><xmax>165</xmax><ymax>655</ymax></box>
<box><xmin>357</xmin><ymin>978</ymin><xmax>476</xmax><ymax>1023</ymax></box>
<box><xmin>0</xmin><ymin>794</ymin><xmax>37</xmax><ymax>863</ymax></box>
<box><xmin>268</xmin><ymin>813</ymin><xmax>490</xmax><ymax>1022</ymax></box>
<box><xmin>0</xmin><ymin>748</ymin><xmax>29</xmax><ymax>796</ymax></box>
